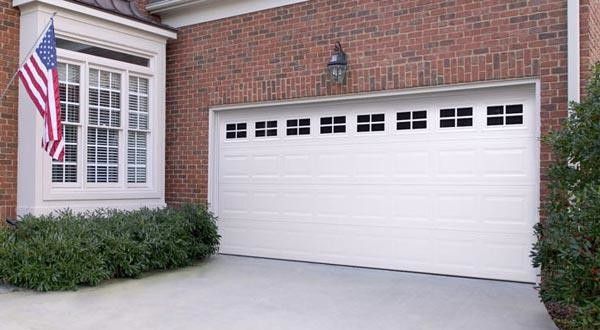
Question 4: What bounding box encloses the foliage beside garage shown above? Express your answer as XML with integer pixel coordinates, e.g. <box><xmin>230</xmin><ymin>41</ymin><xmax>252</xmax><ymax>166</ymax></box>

<box><xmin>0</xmin><ymin>204</ymin><xmax>220</xmax><ymax>291</ymax></box>
<box><xmin>531</xmin><ymin>64</ymin><xmax>600</xmax><ymax>329</ymax></box>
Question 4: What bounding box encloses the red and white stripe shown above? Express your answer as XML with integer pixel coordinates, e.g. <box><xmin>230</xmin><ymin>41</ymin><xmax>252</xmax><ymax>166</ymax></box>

<box><xmin>18</xmin><ymin>50</ymin><xmax>64</xmax><ymax>161</ymax></box>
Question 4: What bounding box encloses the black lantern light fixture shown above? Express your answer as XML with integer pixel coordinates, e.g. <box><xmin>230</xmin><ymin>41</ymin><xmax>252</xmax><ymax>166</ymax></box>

<box><xmin>327</xmin><ymin>42</ymin><xmax>348</xmax><ymax>84</ymax></box>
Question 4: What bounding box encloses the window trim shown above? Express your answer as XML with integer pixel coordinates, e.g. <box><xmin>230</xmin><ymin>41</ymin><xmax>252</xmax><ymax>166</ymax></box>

<box><xmin>254</xmin><ymin>120</ymin><xmax>278</xmax><ymax>138</ymax></box>
<box><xmin>286</xmin><ymin>118</ymin><xmax>311</xmax><ymax>136</ymax></box>
<box><xmin>438</xmin><ymin>106</ymin><xmax>475</xmax><ymax>130</ymax></box>
<box><xmin>486</xmin><ymin>104</ymin><xmax>525</xmax><ymax>127</ymax></box>
<box><xmin>46</xmin><ymin>48</ymin><xmax>156</xmax><ymax>193</ymax></box>
<box><xmin>319</xmin><ymin>115</ymin><xmax>347</xmax><ymax>135</ymax></box>
<box><xmin>356</xmin><ymin>113</ymin><xmax>386</xmax><ymax>133</ymax></box>
<box><xmin>396</xmin><ymin>110</ymin><xmax>428</xmax><ymax>132</ymax></box>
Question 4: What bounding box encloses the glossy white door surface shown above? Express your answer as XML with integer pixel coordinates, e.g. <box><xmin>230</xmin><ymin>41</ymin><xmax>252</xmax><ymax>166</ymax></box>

<box><xmin>214</xmin><ymin>84</ymin><xmax>539</xmax><ymax>282</ymax></box>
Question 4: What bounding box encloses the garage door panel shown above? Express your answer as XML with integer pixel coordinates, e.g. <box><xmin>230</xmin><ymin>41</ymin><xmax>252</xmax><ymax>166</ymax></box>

<box><xmin>392</xmin><ymin>151</ymin><xmax>431</xmax><ymax>177</ymax></box>
<box><xmin>220</xmin><ymin>184</ymin><xmax>534</xmax><ymax>233</ymax></box>
<box><xmin>251</xmin><ymin>154</ymin><xmax>280</xmax><ymax>179</ymax></box>
<box><xmin>435</xmin><ymin>194</ymin><xmax>479</xmax><ymax>223</ymax></box>
<box><xmin>216</xmin><ymin>84</ymin><xmax>539</xmax><ymax>282</ymax></box>
<box><xmin>219</xmin><ymin>220</ymin><xmax>535</xmax><ymax>281</ymax></box>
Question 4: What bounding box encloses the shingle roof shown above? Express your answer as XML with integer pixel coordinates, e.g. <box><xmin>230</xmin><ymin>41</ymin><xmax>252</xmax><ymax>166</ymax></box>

<box><xmin>68</xmin><ymin>0</ymin><xmax>176</xmax><ymax>31</ymax></box>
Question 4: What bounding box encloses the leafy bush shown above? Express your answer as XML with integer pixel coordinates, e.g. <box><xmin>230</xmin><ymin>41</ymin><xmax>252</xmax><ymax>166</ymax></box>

<box><xmin>531</xmin><ymin>65</ymin><xmax>600</xmax><ymax>329</ymax></box>
<box><xmin>0</xmin><ymin>204</ymin><xmax>220</xmax><ymax>291</ymax></box>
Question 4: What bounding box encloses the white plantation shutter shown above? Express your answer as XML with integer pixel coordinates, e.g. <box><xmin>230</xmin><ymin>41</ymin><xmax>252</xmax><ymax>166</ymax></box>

<box><xmin>52</xmin><ymin>62</ymin><xmax>153</xmax><ymax>187</ymax></box>
<box><xmin>53</xmin><ymin>63</ymin><xmax>80</xmax><ymax>183</ymax></box>
<box><xmin>127</xmin><ymin>76</ymin><xmax>149</xmax><ymax>183</ymax></box>
<box><xmin>87</xmin><ymin>69</ymin><xmax>121</xmax><ymax>183</ymax></box>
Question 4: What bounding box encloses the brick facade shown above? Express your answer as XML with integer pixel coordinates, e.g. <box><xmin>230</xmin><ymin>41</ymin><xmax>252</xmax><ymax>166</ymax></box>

<box><xmin>0</xmin><ymin>1</ymin><xmax>593</xmax><ymax>217</ymax></box>
<box><xmin>0</xmin><ymin>0</ymin><xmax>19</xmax><ymax>222</ymax></box>
<box><xmin>581</xmin><ymin>0</ymin><xmax>600</xmax><ymax>93</ymax></box>
<box><xmin>164</xmin><ymin>0</ymin><xmax>569</xmax><ymax>207</ymax></box>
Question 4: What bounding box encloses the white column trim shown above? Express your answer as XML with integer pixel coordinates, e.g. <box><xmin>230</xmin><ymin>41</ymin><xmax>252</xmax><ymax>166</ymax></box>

<box><xmin>568</xmin><ymin>0</ymin><xmax>581</xmax><ymax>104</ymax></box>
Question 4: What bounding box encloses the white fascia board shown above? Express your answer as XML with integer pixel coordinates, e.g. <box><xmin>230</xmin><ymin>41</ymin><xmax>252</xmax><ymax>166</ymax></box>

<box><xmin>568</xmin><ymin>0</ymin><xmax>580</xmax><ymax>104</ymax></box>
<box><xmin>13</xmin><ymin>0</ymin><xmax>177</xmax><ymax>39</ymax></box>
<box><xmin>148</xmin><ymin>0</ymin><xmax>308</xmax><ymax>28</ymax></box>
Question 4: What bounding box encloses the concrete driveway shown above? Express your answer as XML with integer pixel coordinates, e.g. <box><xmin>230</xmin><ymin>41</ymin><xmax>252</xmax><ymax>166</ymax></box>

<box><xmin>0</xmin><ymin>255</ymin><xmax>555</xmax><ymax>330</ymax></box>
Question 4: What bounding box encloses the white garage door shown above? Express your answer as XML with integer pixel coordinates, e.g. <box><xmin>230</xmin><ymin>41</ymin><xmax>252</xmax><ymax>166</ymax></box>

<box><xmin>213</xmin><ymin>83</ymin><xmax>539</xmax><ymax>282</ymax></box>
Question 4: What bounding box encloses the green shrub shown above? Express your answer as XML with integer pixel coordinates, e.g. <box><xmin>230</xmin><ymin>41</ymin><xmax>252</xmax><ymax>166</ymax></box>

<box><xmin>0</xmin><ymin>204</ymin><xmax>220</xmax><ymax>291</ymax></box>
<box><xmin>531</xmin><ymin>64</ymin><xmax>600</xmax><ymax>329</ymax></box>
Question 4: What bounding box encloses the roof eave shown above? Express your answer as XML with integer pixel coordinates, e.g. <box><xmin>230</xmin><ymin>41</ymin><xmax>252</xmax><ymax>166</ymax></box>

<box><xmin>146</xmin><ymin>0</ymin><xmax>210</xmax><ymax>14</ymax></box>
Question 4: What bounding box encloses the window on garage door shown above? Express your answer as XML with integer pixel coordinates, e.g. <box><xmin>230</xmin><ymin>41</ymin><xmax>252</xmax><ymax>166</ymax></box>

<box><xmin>287</xmin><ymin>118</ymin><xmax>310</xmax><ymax>136</ymax></box>
<box><xmin>487</xmin><ymin>104</ymin><xmax>524</xmax><ymax>126</ymax></box>
<box><xmin>397</xmin><ymin>111</ymin><xmax>427</xmax><ymax>130</ymax></box>
<box><xmin>439</xmin><ymin>107</ymin><xmax>473</xmax><ymax>128</ymax></box>
<box><xmin>357</xmin><ymin>113</ymin><xmax>385</xmax><ymax>132</ymax></box>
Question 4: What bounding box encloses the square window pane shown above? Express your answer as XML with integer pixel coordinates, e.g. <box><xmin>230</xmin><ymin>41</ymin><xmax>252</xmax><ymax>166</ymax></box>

<box><xmin>333</xmin><ymin>125</ymin><xmax>346</xmax><ymax>133</ymax></box>
<box><xmin>139</xmin><ymin>78</ymin><xmax>148</xmax><ymax>94</ymax></box>
<box><xmin>412</xmin><ymin>121</ymin><xmax>427</xmax><ymax>129</ymax></box>
<box><xmin>372</xmin><ymin>114</ymin><xmax>385</xmax><ymax>122</ymax></box>
<box><xmin>506</xmin><ymin>116</ymin><xmax>523</xmax><ymax>125</ymax></box>
<box><xmin>321</xmin><ymin>126</ymin><xmax>333</xmax><ymax>134</ymax></box>
<box><xmin>299</xmin><ymin>118</ymin><xmax>310</xmax><ymax>126</ymax></box>
<box><xmin>440</xmin><ymin>119</ymin><xmax>455</xmax><ymax>128</ymax></box>
<box><xmin>58</xmin><ymin>63</ymin><xmax>66</xmax><ymax>81</ymax></box>
<box><xmin>299</xmin><ymin>127</ymin><xmax>310</xmax><ymax>135</ymax></box>
<box><xmin>487</xmin><ymin>117</ymin><xmax>504</xmax><ymax>126</ymax></box>
<box><xmin>457</xmin><ymin>107</ymin><xmax>473</xmax><ymax>117</ymax></box>
<box><xmin>357</xmin><ymin>124</ymin><xmax>370</xmax><ymax>132</ymax></box>
<box><xmin>267</xmin><ymin>121</ymin><xmax>277</xmax><ymax>128</ymax></box>
<box><xmin>287</xmin><ymin>128</ymin><xmax>297</xmax><ymax>135</ymax></box>
<box><xmin>68</xmin><ymin>105</ymin><xmax>79</xmax><ymax>123</ymax></box>
<box><xmin>487</xmin><ymin>106</ymin><xmax>504</xmax><ymax>115</ymax></box>
<box><xmin>89</xmin><ymin>69</ymin><xmax>98</xmax><ymax>86</ymax></box>
<box><xmin>412</xmin><ymin>111</ymin><xmax>427</xmax><ymax>119</ymax></box>
<box><xmin>397</xmin><ymin>112</ymin><xmax>411</xmax><ymax>121</ymax></box>
<box><xmin>506</xmin><ymin>104</ymin><xmax>523</xmax><ymax>114</ymax></box>
<box><xmin>397</xmin><ymin>122</ymin><xmax>411</xmax><ymax>130</ymax></box>
<box><xmin>357</xmin><ymin>115</ymin><xmax>370</xmax><ymax>123</ymax></box>
<box><xmin>67</xmin><ymin>86</ymin><xmax>79</xmax><ymax>103</ymax></box>
<box><xmin>256</xmin><ymin>130</ymin><xmax>266</xmax><ymax>137</ymax></box>
<box><xmin>287</xmin><ymin>119</ymin><xmax>297</xmax><ymax>127</ymax></box>
<box><xmin>334</xmin><ymin>116</ymin><xmax>346</xmax><ymax>124</ymax></box>
<box><xmin>321</xmin><ymin>117</ymin><xmax>332</xmax><ymax>125</ymax></box>
<box><xmin>255</xmin><ymin>121</ymin><xmax>266</xmax><ymax>129</ymax></box>
<box><xmin>457</xmin><ymin>118</ymin><xmax>473</xmax><ymax>127</ymax></box>
<box><xmin>372</xmin><ymin>123</ymin><xmax>385</xmax><ymax>131</ymax></box>
<box><xmin>440</xmin><ymin>109</ymin><xmax>455</xmax><ymax>117</ymax></box>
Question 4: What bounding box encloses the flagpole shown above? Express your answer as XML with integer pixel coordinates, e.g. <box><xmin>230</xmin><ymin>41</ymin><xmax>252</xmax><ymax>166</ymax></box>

<box><xmin>0</xmin><ymin>12</ymin><xmax>57</xmax><ymax>102</ymax></box>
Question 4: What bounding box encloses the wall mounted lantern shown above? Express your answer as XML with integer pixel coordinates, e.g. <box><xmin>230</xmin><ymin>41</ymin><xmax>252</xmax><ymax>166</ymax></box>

<box><xmin>327</xmin><ymin>42</ymin><xmax>348</xmax><ymax>84</ymax></box>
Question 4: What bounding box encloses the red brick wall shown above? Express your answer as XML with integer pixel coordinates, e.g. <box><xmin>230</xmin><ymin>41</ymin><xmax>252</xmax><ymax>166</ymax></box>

<box><xmin>0</xmin><ymin>0</ymin><xmax>18</xmax><ymax>222</ymax></box>
<box><xmin>589</xmin><ymin>1</ymin><xmax>600</xmax><ymax>64</ymax></box>
<box><xmin>581</xmin><ymin>0</ymin><xmax>600</xmax><ymax>93</ymax></box>
<box><xmin>164</xmin><ymin>0</ymin><xmax>569</xmax><ymax>206</ymax></box>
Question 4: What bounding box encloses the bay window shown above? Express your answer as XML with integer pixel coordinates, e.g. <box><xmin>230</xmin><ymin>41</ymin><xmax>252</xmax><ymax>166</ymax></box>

<box><xmin>52</xmin><ymin>47</ymin><xmax>153</xmax><ymax>188</ymax></box>
<box><xmin>16</xmin><ymin>3</ymin><xmax>173</xmax><ymax>215</ymax></box>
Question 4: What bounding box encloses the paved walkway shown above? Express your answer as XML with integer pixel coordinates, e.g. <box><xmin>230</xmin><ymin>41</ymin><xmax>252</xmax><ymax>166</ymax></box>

<box><xmin>0</xmin><ymin>255</ymin><xmax>556</xmax><ymax>330</ymax></box>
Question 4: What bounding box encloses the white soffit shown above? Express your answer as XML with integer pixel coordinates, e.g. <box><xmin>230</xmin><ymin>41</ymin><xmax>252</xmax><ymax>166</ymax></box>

<box><xmin>148</xmin><ymin>0</ymin><xmax>309</xmax><ymax>28</ymax></box>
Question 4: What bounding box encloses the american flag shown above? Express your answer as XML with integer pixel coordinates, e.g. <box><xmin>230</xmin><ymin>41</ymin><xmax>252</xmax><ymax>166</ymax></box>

<box><xmin>18</xmin><ymin>20</ymin><xmax>64</xmax><ymax>161</ymax></box>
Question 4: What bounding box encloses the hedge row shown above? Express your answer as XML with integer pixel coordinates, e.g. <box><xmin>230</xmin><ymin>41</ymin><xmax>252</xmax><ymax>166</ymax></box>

<box><xmin>531</xmin><ymin>64</ymin><xmax>600</xmax><ymax>329</ymax></box>
<box><xmin>0</xmin><ymin>204</ymin><xmax>220</xmax><ymax>291</ymax></box>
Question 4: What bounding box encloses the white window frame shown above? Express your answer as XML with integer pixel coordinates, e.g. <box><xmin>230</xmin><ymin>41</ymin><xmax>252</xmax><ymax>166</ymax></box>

<box><xmin>16</xmin><ymin>2</ymin><xmax>172</xmax><ymax>216</ymax></box>
<box><xmin>44</xmin><ymin>47</ymin><xmax>156</xmax><ymax>195</ymax></box>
